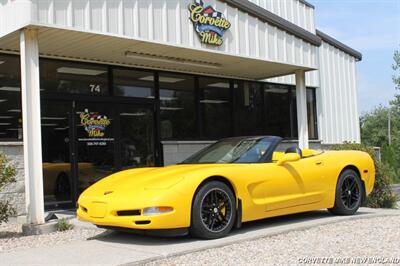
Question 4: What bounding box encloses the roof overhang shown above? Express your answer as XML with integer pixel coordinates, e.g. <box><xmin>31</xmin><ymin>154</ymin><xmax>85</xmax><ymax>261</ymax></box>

<box><xmin>0</xmin><ymin>25</ymin><xmax>314</xmax><ymax>80</ymax></box>
<box><xmin>316</xmin><ymin>30</ymin><xmax>362</xmax><ymax>61</ymax></box>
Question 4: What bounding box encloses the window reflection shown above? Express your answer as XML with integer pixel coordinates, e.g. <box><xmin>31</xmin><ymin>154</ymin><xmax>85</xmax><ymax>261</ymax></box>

<box><xmin>199</xmin><ymin>78</ymin><xmax>232</xmax><ymax>139</ymax></box>
<box><xmin>234</xmin><ymin>81</ymin><xmax>264</xmax><ymax>136</ymax></box>
<box><xmin>113</xmin><ymin>69</ymin><xmax>154</xmax><ymax>98</ymax></box>
<box><xmin>0</xmin><ymin>54</ymin><xmax>22</xmax><ymax>140</ymax></box>
<box><xmin>159</xmin><ymin>73</ymin><xmax>196</xmax><ymax>140</ymax></box>
<box><xmin>119</xmin><ymin>106</ymin><xmax>154</xmax><ymax>168</ymax></box>
<box><xmin>264</xmin><ymin>84</ymin><xmax>292</xmax><ymax>138</ymax></box>
<box><xmin>307</xmin><ymin>88</ymin><xmax>318</xmax><ymax>139</ymax></box>
<box><xmin>41</xmin><ymin>101</ymin><xmax>72</xmax><ymax>208</ymax></box>
<box><xmin>40</xmin><ymin>60</ymin><xmax>108</xmax><ymax>95</ymax></box>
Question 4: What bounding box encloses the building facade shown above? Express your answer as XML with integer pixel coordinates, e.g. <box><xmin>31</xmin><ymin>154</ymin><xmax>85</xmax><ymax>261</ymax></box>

<box><xmin>0</xmin><ymin>0</ymin><xmax>362</xmax><ymax>224</ymax></box>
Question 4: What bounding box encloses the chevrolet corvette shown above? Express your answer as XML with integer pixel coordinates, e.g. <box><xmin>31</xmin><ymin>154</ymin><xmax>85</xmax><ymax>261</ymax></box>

<box><xmin>77</xmin><ymin>136</ymin><xmax>375</xmax><ymax>239</ymax></box>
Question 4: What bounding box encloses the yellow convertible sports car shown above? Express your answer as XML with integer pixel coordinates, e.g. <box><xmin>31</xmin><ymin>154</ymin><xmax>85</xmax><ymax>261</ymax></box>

<box><xmin>77</xmin><ymin>136</ymin><xmax>375</xmax><ymax>239</ymax></box>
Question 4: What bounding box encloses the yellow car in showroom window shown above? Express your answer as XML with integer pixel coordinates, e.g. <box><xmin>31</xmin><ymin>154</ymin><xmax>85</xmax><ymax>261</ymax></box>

<box><xmin>77</xmin><ymin>136</ymin><xmax>375</xmax><ymax>239</ymax></box>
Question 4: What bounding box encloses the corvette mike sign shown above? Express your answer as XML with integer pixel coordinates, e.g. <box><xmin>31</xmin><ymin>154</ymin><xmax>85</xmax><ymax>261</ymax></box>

<box><xmin>189</xmin><ymin>0</ymin><xmax>231</xmax><ymax>46</ymax></box>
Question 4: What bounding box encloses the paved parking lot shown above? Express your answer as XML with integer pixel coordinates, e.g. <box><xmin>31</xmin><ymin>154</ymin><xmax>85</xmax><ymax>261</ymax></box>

<box><xmin>0</xmin><ymin>207</ymin><xmax>399</xmax><ymax>266</ymax></box>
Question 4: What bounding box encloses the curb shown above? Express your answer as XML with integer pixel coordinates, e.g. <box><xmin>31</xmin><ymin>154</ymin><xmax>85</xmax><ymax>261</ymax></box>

<box><xmin>122</xmin><ymin>211</ymin><xmax>400</xmax><ymax>266</ymax></box>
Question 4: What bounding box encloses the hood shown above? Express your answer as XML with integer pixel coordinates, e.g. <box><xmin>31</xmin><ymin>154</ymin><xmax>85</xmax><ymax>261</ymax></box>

<box><xmin>83</xmin><ymin>164</ymin><xmax>228</xmax><ymax>196</ymax></box>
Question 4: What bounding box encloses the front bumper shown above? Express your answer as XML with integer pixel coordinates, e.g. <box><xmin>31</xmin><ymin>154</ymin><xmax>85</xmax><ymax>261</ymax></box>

<box><xmin>77</xmin><ymin>192</ymin><xmax>191</xmax><ymax>230</ymax></box>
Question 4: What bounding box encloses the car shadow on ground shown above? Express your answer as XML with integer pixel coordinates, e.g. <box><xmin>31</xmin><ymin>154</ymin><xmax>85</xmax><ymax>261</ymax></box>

<box><xmin>88</xmin><ymin>209</ymin><xmax>374</xmax><ymax>246</ymax></box>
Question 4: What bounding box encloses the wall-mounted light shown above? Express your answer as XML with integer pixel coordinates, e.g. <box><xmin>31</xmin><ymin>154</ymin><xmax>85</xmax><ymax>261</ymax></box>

<box><xmin>125</xmin><ymin>51</ymin><xmax>221</xmax><ymax>69</ymax></box>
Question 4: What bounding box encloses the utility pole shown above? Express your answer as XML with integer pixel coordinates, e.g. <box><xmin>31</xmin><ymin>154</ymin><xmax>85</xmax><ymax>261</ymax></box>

<box><xmin>388</xmin><ymin>109</ymin><xmax>391</xmax><ymax>146</ymax></box>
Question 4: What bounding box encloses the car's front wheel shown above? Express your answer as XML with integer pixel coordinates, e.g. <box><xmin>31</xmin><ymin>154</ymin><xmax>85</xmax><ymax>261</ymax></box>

<box><xmin>190</xmin><ymin>181</ymin><xmax>236</xmax><ymax>239</ymax></box>
<box><xmin>328</xmin><ymin>169</ymin><xmax>363</xmax><ymax>215</ymax></box>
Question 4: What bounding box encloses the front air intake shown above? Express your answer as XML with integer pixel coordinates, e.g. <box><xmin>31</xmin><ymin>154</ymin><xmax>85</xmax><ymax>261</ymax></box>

<box><xmin>116</xmin><ymin>210</ymin><xmax>141</xmax><ymax>216</ymax></box>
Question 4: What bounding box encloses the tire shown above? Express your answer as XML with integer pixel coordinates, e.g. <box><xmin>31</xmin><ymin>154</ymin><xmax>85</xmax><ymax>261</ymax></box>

<box><xmin>190</xmin><ymin>181</ymin><xmax>236</xmax><ymax>239</ymax></box>
<box><xmin>55</xmin><ymin>173</ymin><xmax>71</xmax><ymax>201</ymax></box>
<box><xmin>328</xmin><ymin>169</ymin><xmax>363</xmax><ymax>215</ymax></box>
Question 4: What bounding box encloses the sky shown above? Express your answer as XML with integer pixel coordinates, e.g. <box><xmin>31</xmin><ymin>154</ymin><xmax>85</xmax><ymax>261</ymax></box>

<box><xmin>309</xmin><ymin>0</ymin><xmax>400</xmax><ymax>114</ymax></box>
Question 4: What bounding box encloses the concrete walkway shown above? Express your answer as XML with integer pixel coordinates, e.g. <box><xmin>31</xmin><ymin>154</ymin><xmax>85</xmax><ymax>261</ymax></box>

<box><xmin>1</xmin><ymin>207</ymin><xmax>399</xmax><ymax>266</ymax></box>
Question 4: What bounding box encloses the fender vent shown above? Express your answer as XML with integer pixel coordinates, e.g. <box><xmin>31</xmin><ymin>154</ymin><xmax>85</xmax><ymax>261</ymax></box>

<box><xmin>116</xmin><ymin>210</ymin><xmax>141</xmax><ymax>216</ymax></box>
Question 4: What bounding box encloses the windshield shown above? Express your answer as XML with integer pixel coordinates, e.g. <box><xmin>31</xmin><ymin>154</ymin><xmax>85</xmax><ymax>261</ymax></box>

<box><xmin>182</xmin><ymin>137</ymin><xmax>276</xmax><ymax>164</ymax></box>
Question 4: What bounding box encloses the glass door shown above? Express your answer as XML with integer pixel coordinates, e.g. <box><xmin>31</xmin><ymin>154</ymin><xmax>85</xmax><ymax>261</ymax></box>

<box><xmin>74</xmin><ymin>102</ymin><xmax>156</xmax><ymax>196</ymax></box>
<box><xmin>75</xmin><ymin>103</ymin><xmax>116</xmax><ymax>195</ymax></box>
<box><xmin>41</xmin><ymin>100</ymin><xmax>74</xmax><ymax>209</ymax></box>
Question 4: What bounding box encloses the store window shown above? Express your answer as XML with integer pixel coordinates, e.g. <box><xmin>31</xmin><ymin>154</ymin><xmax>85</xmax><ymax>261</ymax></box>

<box><xmin>234</xmin><ymin>81</ymin><xmax>264</xmax><ymax>136</ymax></box>
<box><xmin>159</xmin><ymin>73</ymin><xmax>196</xmax><ymax>140</ymax></box>
<box><xmin>264</xmin><ymin>84</ymin><xmax>292</xmax><ymax>138</ymax></box>
<box><xmin>113</xmin><ymin>69</ymin><xmax>154</xmax><ymax>98</ymax></box>
<box><xmin>0</xmin><ymin>54</ymin><xmax>22</xmax><ymax>140</ymax></box>
<box><xmin>307</xmin><ymin>88</ymin><xmax>318</xmax><ymax>139</ymax></box>
<box><xmin>286</xmin><ymin>88</ymin><xmax>318</xmax><ymax>140</ymax></box>
<box><xmin>40</xmin><ymin>60</ymin><xmax>108</xmax><ymax>95</ymax></box>
<box><xmin>199</xmin><ymin>77</ymin><xmax>232</xmax><ymax>139</ymax></box>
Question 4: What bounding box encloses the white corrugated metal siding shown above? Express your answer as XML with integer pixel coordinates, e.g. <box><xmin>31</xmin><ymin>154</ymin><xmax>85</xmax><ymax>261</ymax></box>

<box><xmin>0</xmin><ymin>0</ymin><xmax>33</xmax><ymax>37</ymax></box>
<box><xmin>248</xmin><ymin>0</ymin><xmax>315</xmax><ymax>33</ymax></box>
<box><xmin>265</xmin><ymin>40</ymin><xmax>361</xmax><ymax>144</ymax></box>
<box><xmin>0</xmin><ymin>0</ymin><xmax>319</xmax><ymax>70</ymax></box>
<box><xmin>318</xmin><ymin>41</ymin><xmax>360</xmax><ymax>144</ymax></box>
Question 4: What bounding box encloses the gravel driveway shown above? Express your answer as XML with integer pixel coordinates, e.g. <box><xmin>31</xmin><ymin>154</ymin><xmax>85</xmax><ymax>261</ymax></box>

<box><xmin>147</xmin><ymin>216</ymin><xmax>400</xmax><ymax>266</ymax></box>
<box><xmin>0</xmin><ymin>223</ymin><xmax>104</xmax><ymax>253</ymax></box>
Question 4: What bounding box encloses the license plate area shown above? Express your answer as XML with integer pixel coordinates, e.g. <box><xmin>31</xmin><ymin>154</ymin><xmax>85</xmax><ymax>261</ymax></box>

<box><xmin>89</xmin><ymin>202</ymin><xmax>107</xmax><ymax>218</ymax></box>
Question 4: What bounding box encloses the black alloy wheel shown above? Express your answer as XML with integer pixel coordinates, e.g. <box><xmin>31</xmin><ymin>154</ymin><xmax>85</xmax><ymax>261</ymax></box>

<box><xmin>340</xmin><ymin>174</ymin><xmax>361</xmax><ymax>209</ymax></box>
<box><xmin>191</xmin><ymin>181</ymin><xmax>236</xmax><ymax>239</ymax></box>
<box><xmin>328</xmin><ymin>169</ymin><xmax>363</xmax><ymax>215</ymax></box>
<box><xmin>201</xmin><ymin>188</ymin><xmax>232</xmax><ymax>232</ymax></box>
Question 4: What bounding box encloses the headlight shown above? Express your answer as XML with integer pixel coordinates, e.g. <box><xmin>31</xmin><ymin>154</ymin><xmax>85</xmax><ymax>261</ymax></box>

<box><xmin>143</xmin><ymin>206</ymin><xmax>174</xmax><ymax>216</ymax></box>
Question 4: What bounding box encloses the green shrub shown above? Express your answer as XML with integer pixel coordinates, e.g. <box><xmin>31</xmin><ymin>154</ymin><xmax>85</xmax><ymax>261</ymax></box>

<box><xmin>56</xmin><ymin>218</ymin><xmax>74</xmax><ymax>232</ymax></box>
<box><xmin>331</xmin><ymin>143</ymin><xmax>398</xmax><ymax>208</ymax></box>
<box><xmin>0</xmin><ymin>152</ymin><xmax>16</xmax><ymax>224</ymax></box>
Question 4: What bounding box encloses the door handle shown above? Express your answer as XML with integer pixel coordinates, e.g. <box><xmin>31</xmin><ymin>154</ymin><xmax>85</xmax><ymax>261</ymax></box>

<box><xmin>315</xmin><ymin>161</ymin><xmax>323</xmax><ymax>166</ymax></box>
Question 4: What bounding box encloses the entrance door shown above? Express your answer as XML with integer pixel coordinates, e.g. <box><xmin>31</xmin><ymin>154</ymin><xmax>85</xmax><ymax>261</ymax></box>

<box><xmin>42</xmin><ymin>99</ymin><xmax>157</xmax><ymax>209</ymax></box>
<box><xmin>75</xmin><ymin>102</ymin><xmax>156</xmax><ymax>196</ymax></box>
<box><xmin>75</xmin><ymin>103</ymin><xmax>116</xmax><ymax>196</ymax></box>
<box><xmin>41</xmin><ymin>100</ymin><xmax>74</xmax><ymax>209</ymax></box>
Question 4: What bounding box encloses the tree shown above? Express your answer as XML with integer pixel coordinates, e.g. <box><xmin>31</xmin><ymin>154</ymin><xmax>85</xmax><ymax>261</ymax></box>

<box><xmin>360</xmin><ymin>48</ymin><xmax>400</xmax><ymax>183</ymax></box>
<box><xmin>391</xmin><ymin>47</ymin><xmax>400</xmax><ymax>114</ymax></box>
<box><xmin>0</xmin><ymin>152</ymin><xmax>16</xmax><ymax>224</ymax></box>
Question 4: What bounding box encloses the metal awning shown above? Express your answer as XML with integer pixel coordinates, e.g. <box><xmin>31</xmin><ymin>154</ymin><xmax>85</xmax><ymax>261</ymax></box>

<box><xmin>0</xmin><ymin>26</ymin><xmax>313</xmax><ymax>80</ymax></box>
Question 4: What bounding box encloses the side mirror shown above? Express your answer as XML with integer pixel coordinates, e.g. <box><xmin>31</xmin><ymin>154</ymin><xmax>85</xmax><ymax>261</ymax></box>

<box><xmin>277</xmin><ymin>153</ymin><xmax>301</xmax><ymax>166</ymax></box>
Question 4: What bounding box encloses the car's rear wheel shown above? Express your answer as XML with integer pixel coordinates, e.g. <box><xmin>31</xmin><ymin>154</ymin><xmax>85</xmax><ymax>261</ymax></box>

<box><xmin>190</xmin><ymin>181</ymin><xmax>236</xmax><ymax>239</ymax></box>
<box><xmin>328</xmin><ymin>169</ymin><xmax>363</xmax><ymax>215</ymax></box>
